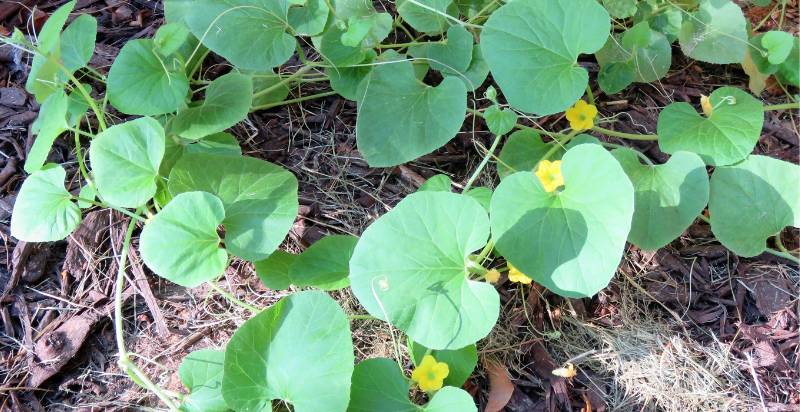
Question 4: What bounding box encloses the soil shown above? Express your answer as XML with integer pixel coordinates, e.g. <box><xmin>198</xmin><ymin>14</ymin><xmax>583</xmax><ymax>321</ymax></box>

<box><xmin>0</xmin><ymin>1</ymin><xmax>798</xmax><ymax>411</ymax></box>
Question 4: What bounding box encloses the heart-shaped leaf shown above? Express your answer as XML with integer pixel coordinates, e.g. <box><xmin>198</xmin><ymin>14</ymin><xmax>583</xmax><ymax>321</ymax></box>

<box><xmin>419</xmin><ymin>174</ymin><xmax>453</xmax><ymax>192</ymax></box>
<box><xmin>445</xmin><ymin>44</ymin><xmax>489</xmax><ymax>92</ymax></box>
<box><xmin>761</xmin><ymin>30</ymin><xmax>794</xmax><ymax>65</ymax></box>
<box><xmin>496</xmin><ymin>130</ymin><xmax>563</xmax><ymax>179</ymax></box>
<box><xmin>165</xmin><ymin>0</ymin><xmax>295</xmax><ymax>70</ymax></box>
<box><xmin>153</xmin><ymin>22</ymin><xmax>190</xmax><ymax>57</ymax></box>
<box><xmin>397</xmin><ymin>0</ymin><xmax>454</xmax><ymax>34</ymax></box>
<box><xmin>10</xmin><ymin>165</ymin><xmax>81</xmax><ymax>242</ymax></box>
<box><xmin>596</xmin><ymin>21</ymin><xmax>671</xmax><ymax>86</ymax></box>
<box><xmin>161</xmin><ymin>132</ymin><xmax>242</xmax><ymax>178</ymax></box>
<box><xmin>409</xmin><ymin>341</ymin><xmax>478</xmax><ymax>387</ymax></box>
<box><xmin>408</xmin><ymin>25</ymin><xmax>473</xmax><ymax>74</ymax></box>
<box><xmin>490</xmin><ymin>144</ymin><xmax>634</xmax><ymax>298</ymax></box>
<box><xmin>179</xmin><ymin>349</ymin><xmax>227</xmax><ymax>412</ymax></box>
<box><xmin>678</xmin><ymin>0</ymin><xmax>747</xmax><ymax>64</ymax></box>
<box><xmin>140</xmin><ymin>191</ymin><xmax>228</xmax><ymax>287</ymax></box>
<box><xmin>612</xmin><ymin>149</ymin><xmax>709</xmax><ymax>250</ymax></box>
<box><xmin>349</xmin><ymin>191</ymin><xmax>498</xmax><ymax>349</ymax></box>
<box><xmin>657</xmin><ymin>87</ymin><xmax>763</xmax><ymax>166</ymax></box>
<box><xmin>107</xmin><ymin>39</ymin><xmax>189</xmax><ymax>116</ymax></box>
<box><xmin>222</xmin><ymin>291</ymin><xmax>354</xmax><ymax>412</ymax></box>
<box><xmin>481</xmin><ymin>0</ymin><xmax>610</xmax><ymax>115</ymax></box>
<box><xmin>483</xmin><ymin>105</ymin><xmax>517</xmax><ymax>136</ymax></box>
<box><xmin>356</xmin><ymin>51</ymin><xmax>467</xmax><ymax>167</ymax></box>
<box><xmin>60</xmin><ymin>14</ymin><xmax>97</xmax><ymax>72</ymax></box>
<box><xmin>171</xmin><ymin>73</ymin><xmax>253</xmax><ymax>140</ymax></box>
<box><xmin>288</xmin><ymin>0</ymin><xmax>329</xmax><ymax>36</ymax></box>
<box><xmin>709</xmin><ymin>155</ymin><xmax>799</xmax><ymax>257</ymax></box>
<box><xmin>598</xmin><ymin>62</ymin><xmax>636</xmax><ymax>94</ymax></box>
<box><xmin>348</xmin><ymin>358</ymin><xmax>477</xmax><ymax>412</ymax></box>
<box><xmin>90</xmin><ymin>117</ymin><xmax>165</xmax><ymax>208</ymax></box>
<box><xmin>25</xmin><ymin>1</ymin><xmax>75</xmax><ymax>102</ymax></box>
<box><xmin>254</xmin><ymin>250</ymin><xmax>297</xmax><ymax>290</ymax></box>
<box><xmin>169</xmin><ymin>153</ymin><xmax>299</xmax><ymax>261</ymax></box>
<box><xmin>328</xmin><ymin>51</ymin><xmax>376</xmax><ymax>100</ymax></box>
<box><xmin>289</xmin><ymin>235</ymin><xmax>358</xmax><ymax>290</ymax></box>
<box><xmin>25</xmin><ymin>89</ymin><xmax>69</xmax><ymax>173</ymax></box>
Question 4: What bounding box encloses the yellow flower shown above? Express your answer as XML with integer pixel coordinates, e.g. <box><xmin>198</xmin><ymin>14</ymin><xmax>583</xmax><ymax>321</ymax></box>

<box><xmin>552</xmin><ymin>362</ymin><xmax>577</xmax><ymax>378</ymax></box>
<box><xmin>485</xmin><ymin>269</ymin><xmax>501</xmax><ymax>283</ymax></box>
<box><xmin>507</xmin><ymin>263</ymin><xmax>532</xmax><ymax>285</ymax></box>
<box><xmin>565</xmin><ymin>99</ymin><xmax>597</xmax><ymax>131</ymax></box>
<box><xmin>700</xmin><ymin>95</ymin><xmax>713</xmax><ymax>117</ymax></box>
<box><xmin>535</xmin><ymin>160</ymin><xmax>564</xmax><ymax>192</ymax></box>
<box><xmin>411</xmin><ymin>355</ymin><xmax>449</xmax><ymax>392</ymax></box>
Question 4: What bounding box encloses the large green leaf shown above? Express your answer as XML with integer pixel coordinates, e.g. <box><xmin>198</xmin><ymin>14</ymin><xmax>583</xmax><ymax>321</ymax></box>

<box><xmin>162</xmin><ymin>132</ymin><xmax>243</xmax><ymax>175</ymax></box>
<box><xmin>25</xmin><ymin>1</ymin><xmax>75</xmax><ymax>102</ymax></box>
<box><xmin>348</xmin><ymin>358</ymin><xmax>477</xmax><ymax>412</ymax></box>
<box><xmin>10</xmin><ymin>165</ymin><xmax>80</xmax><ymax>242</ymax></box>
<box><xmin>164</xmin><ymin>0</ymin><xmax>295</xmax><ymax>70</ymax></box>
<box><xmin>288</xmin><ymin>0</ymin><xmax>329</xmax><ymax>36</ymax></box>
<box><xmin>171</xmin><ymin>73</ymin><xmax>253</xmax><ymax>140</ymax></box>
<box><xmin>222</xmin><ymin>291</ymin><xmax>354</xmax><ymax>412</ymax></box>
<box><xmin>709</xmin><ymin>155</ymin><xmax>800</xmax><ymax>257</ymax></box>
<box><xmin>595</xmin><ymin>21</ymin><xmax>671</xmax><ymax>87</ymax></box>
<box><xmin>408</xmin><ymin>25</ymin><xmax>473</xmax><ymax>74</ymax></box>
<box><xmin>140</xmin><ymin>191</ymin><xmax>228</xmax><ymax>287</ymax></box>
<box><xmin>481</xmin><ymin>0</ymin><xmax>610</xmax><ymax>115</ymax></box>
<box><xmin>169</xmin><ymin>153</ymin><xmax>299</xmax><ymax>261</ymax></box>
<box><xmin>356</xmin><ymin>51</ymin><xmax>467</xmax><ymax>167</ymax></box>
<box><xmin>657</xmin><ymin>87</ymin><xmax>763</xmax><ymax>166</ymax></box>
<box><xmin>60</xmin><ymin>14</ymin><xmax>96</xmax><ymax>72</ymax></box>
<box><xmin>254</xmin><ymin>250</ymin><xmax>296</xmax><ymax>290</ymax></box>
<box><xmin>445</xmin><ymin>44</ymin><xmax>489</xmax><ymax>92</ymax></box>
<box><xmin>328</xmin><ymin>50</ymin><xmax>376</xmax><ymax>101</ymax></box>
<box><xmin>179</xmin><ymin>349</ymin><xmax>227</xmax><ymax>412</ymax></box>
<box><xmin>409</xmin><ymin>341</ymin><xmax>477</xmax><ymax>387</ymax></box>
<box><xmin>349</xmin><ymin>191</ymin><xmax>498</xmax><ymax>350</ymax></box>
<box><xmin>490</xmin><ymin>144</ymin><xmax>634</xmax><ymax>298</ymax></box>
<box><xmin>90</xmin><ymin>117</ymin><xmax>165</xmax><ymax>208</ymax></box>
<box><xmin>107</xmin><ymin>39</ymin><xmax>189</xmax><ymax>115</ymax></box>
<box><xmin>612</xmin><ymin>149</ymin><xmax>709</xmax><ymax>250</ymax></box>
<box><xmin>25</xmin><ymin>90</ymin><xmax>69</xmax><ymax>173</ymax></box>
<box><xmin>397</xmin><ymin>0</ymin><xmax>453</xmax><ymax>34</ymax></box>
<box><xmin>678</xmin><ymin>0</ymin><xmax>747</xmax><ymax>64</ymax></box>
<box><xmin>289</xmin><ymin>235</ymin><xmax>358</xmax><ymax>290</ymax></box>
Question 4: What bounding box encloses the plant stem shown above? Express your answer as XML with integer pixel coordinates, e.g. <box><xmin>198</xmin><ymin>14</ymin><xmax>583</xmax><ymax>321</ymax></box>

<box><xmin>251</xmin><ymin>90</ymin><xmax>337</xmax><ymax>111</ymax></box>
<box><xmin>207</xmin><ymin>282</ymin><xmax>260</xmax><ymax>314</ymax></box>
<box><xmin>252</xmin><ymin>66</ymin><xmax>315</xmax><ymax>99</ymax></box>
<box><xmin>114</xmin><ymin>214</ymin><xmax>180</xmax><ymax>410</ymax></box>
<box><xmin>462</xmin><ymin>132</ymin><xmax>504</xmax><ymax>192</ymax></box>
<box><xmin>74</xmin><ymin>197</ymin><xmax>148</xmax><ymax>222</ymax></box>
<box><xmin>764</xmin><ymin>102</ymin><xmax>800</xmax><ymax>111</ymax></box>
<box><xmin>475</xmin><ymin>240</ymin><xmax>495</xmax><ymax>264</ymax></box>
<box><xmin>72</xmin><ymin>128</ymin><xmax>93</xmax><ymax>186</ymax></box>
<box><xmin>599</xmin><ymin>141</ymin><xmax>654</xmax><ymax>165</ymax></box>
<box><xmin>585</xmin><ymin>84</ymin><xmax>595</xmax><ymax>105</ymax></box>
<box><xmin>540</xmin><ymin>130</ymin><xmax>579</xmax><ymax>161</ymax></box>
<box><xmin>465</xmin><ymin>107</ymin><xmax>567</xmax><ymax>139</ymax></box>
<box><xmin>592</xmin><ymin>125</ymin><xmax>659</xmax><ymax>141</ymax></box>
<box><xmin>764</xmin><ymin>248</ymin><xmax>800</xmax><ymax>264</ymax></box>
<box><xmin>376</xmin><ymin>40</ymin><xmax>444</xmax><ymax>49</ymax></box>
<box><xmin>348</xmin><ymin>314</ymin><xmax>378</xmax><ymax>321</ymax></box>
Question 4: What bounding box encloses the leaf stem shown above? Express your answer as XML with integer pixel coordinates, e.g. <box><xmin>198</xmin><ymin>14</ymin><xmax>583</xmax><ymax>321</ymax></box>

<box><xmin>74</xmin><ymin>197</ymin><xmax>148</xmax><ymax>222</ymax></box>
<box><xmin>114</xmin><ymin>213</ymin><xmax>180</xmax><ymax>410</ymax></box>
<box><xmin>251</xmin><ymin>90</ymin><xmax>337</xmax><ymax>111</ymax></box>
<box><xmin>252</xmin><ymin>66</ymin><xmax>315</xmax><ymax>99</ymax></box>
<box><xmin>348</xmin><ymin>314</ymin><xmax>378</xmax><ymax>321</ymax></box>
<box><xmin>376</xmin><ymin>40</ymin><xmax>444</xmax><ymax>49</ymax></box>
<box><xmin>764</xmin><ymin>102</ymin><xmax>800</xmax><ymax>111</ymax></box>
<box><xmin>764</xmin><ymin>248</ymin><xmax>800</xmax><ymax>264</ymax></box>
<box><xmin>540</xmin><ymin>129</ymin><xmax>579</xmax><ymax>162</ymax></box>
<box><xmin>462</xmin><ymin>132</ymin><xmax>504</xmax><ymax>192</ymax></box>
<box><xmin>207</xmin><ymin>282</ymin><xmax>260</xmax><ymax>314</ymax></box>
<box><xmin>592</xmin><ymin>125</ymin><xmax>658</xmax><ymax>141</ymax></box>
<box><xmin>466</xmin><ymin>107</ymin><xmax>566</xmax><ymax>138</ymax></box>
<box><xmin>598</xmin><ymin>141</ymin><xmax>654</xmax><ymax>165</ymax></box>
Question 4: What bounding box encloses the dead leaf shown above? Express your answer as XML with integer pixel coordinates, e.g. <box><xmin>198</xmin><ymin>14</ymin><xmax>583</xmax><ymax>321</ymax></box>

<box><xmin>484</xmin><ymin>360</ymin><xmax>515</xmax><ymax>412</ymax></box>
<box><xmin>741</xmin><ymin>52</ymin><xmax>769</xmax><ymax>95</ymax></box>
<box><xmin>29</xmin><ymin>311</ymin><xmax>100</xmax><ymax>387</ymax></box>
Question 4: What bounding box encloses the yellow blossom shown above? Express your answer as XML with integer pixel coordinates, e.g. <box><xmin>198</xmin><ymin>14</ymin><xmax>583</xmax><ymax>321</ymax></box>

<box><xmin>700</xmin><ymin>95</ymin><xmax>713</xmax><ymax>117</ymax></box>
<box><xmin>552</xmin><ymin>362</ymin><xmax>577</xmax><ymax>378</ymax></box>
<box><xmin>507</xmin><ymin>263</ymin><xmax>532</xmax><ymax>285</ymax></box>
<box><xmin>565</xmin><ymin>99</ymin><xmax>597</xmax><ymax>130</ymax></box>
<box><xmin>485</xmin><ymin>269</ymin><xmax>501</xmax><ymax>283</ymax></box>
<box><xmin>411</xmin><ymin>355</ymin><xmax>449</xmax><ymax>392</ymax></box>
<box><xmin>535</xmin><ymin>160</ymin><xmax>564</xmax><ymax>192</ymax></box>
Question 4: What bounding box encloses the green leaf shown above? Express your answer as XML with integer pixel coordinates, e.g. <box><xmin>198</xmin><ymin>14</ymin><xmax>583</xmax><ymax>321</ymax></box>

<box><xmin>89</xmin><ymin>117</ymin><xmax>165</xmax><ymax>208</ymax></box>
<box><xmin>288</xmin><ymin>0</ymin><xmax>330</xmax><ymax>36</ymax></box>
<box><xmin>761</xmin><ymin>31</ymin><xmax>794</xmax><ymax>65</ymax></box>
<box><xmin>350</xmin><ymin>191</ymin><xmax>498</xmax><ymax>349</ymax></box>
<box><xmin>77</xmin><ymin>184</ymin><xmax>96</xmax><ymax>209</ymax></box>
<box><xmin>289</xmin><ymin>235</ymin><xmax>358</xmax><ymax>290</ymax></box>
<box><xmin>598</xmin><ymin>62</ymin><xmax>636</xmax><ymax>94</ymax></box>
<box><xmin>251</xmin><ymin>72</ymin><xmax>291</xmax><ymax>107</ymax></box>
<box><xmin>348</xmin><ymin>358</ymin><xmax>477</xmax><ymax>412</ymax></box>
<box><xmin>483</xmin><ymin>105</ymin><xmax>517</xmax><ymax>136</ymax></box>
<box><xmin>678</xmin><ymin>0</ymin><xmax>747</xmax><ymax>64</ymax></box>
<box><xmin>169</xmin><ymin>153</ymin><xmax>299</xmax><ymax>261</ymax></box>
<box><xmin>66</xmin><ymin>86</ymin><xmax>91</xmax><ymax>127</ymax></box>
<box><xmin>465</xmin><ymin>187</ymin><xmax>492</xmax><ymax>212</ymax></box>
<box><xmin>419</xmin><ymin>174</ymin><xmax>453</xmax><ymax>192</ymax></box>
<box><xmin>254</xmin><ymin>250</ymin><xmax>297</xmax><ymax>290</ymax></box>
<box><xmin>320</xmin><ymin>25</ymin><xmax>369</xmax><ymax>67</ymax></box>
<box><xmin>328</xmin><ymin>51</ymin><xmax>376</xmax><ymax>101</ymax></box>
<box><xmin>408</xmin><ymin>25</ymin><xmax>473</xmax><ymax>74</ymax></box>
<box><xmin>140</xmin><ymin>191</ymin><xmax>228</xmax><ymax>287</ymax></box>
<box><xmin>481</xmin><ymin>0</ymin><xmax>610</xmax><ymax>115</ymax></box>
<box><xmin>60</xmin><ymin>14</ymin><xmax>96</xmax><ymax>72</ymax></box>
<box><xmin>603</xmin><ymin>0</ymin><xmax>638</xmax><ymax>18</ymax></box>
<box><xmin>179</xmin><ymin>349</ymin><xmax>227</xmax><ymax>412</ymax></box>
<box><xmin>775</xmin><ymin>37</ymin><xmax>799</xmax><ymax>86</ymax></box>
<box><xmin>222</xmin><ymin>291</ymin><xmax>354</xmax><ymax>412</ymax></box>
<box><xmin>25</xmin><ymin>1</ymin><xmax>75</xmax><ymax>102</ymax></box>
<box><xmin>445</xmin><ymin>44</ymin><xmax>489</xmax><ymax>92</ymax></box>
<box><xmin>25</xmin><ymin>89</ymin><xmax>68</xmax><ymax>173</ymax></box>
<box><xmin>10</xmin><ymin>165</ymin><xmax>81</xmax><ymax>242</ymax></box>
<box><xmin>709</xmin><ymin>155</ymin><xmax>800</xmax><ymax>257</ymax></box>
<box><xmin>107</xmin><ymin>39</ymin><xmax>189</xmax><ymax>116</ymax></box>
<box><xmin>596</xmin><ymin>21</ymin><xmax>672</xmax><ymax>84</ymax></box>
<box><xmin>397</xmin><ymin>0</ymin><xmax>454</xmax><ymax>34</ymax></box>
<box><xmin>612</xmin><ymin>149</ymin><xmax>709</xmax><ymax>250</ymax></box>
<box><xmin>171</xmin><ymin>73</ymin><xmax>253</xmax><ymax>140</ymax></box>
<box><xmin>496</xmin><ymin>130</ymin><xmax>559</xmax><ymax>179</ymax></box>
<box><xmin>165</xmin><ymin>0</ymin><xmax>295</xmax><ymax>70</ymax></box>
<box><xmin>490</xmin><ymin>144</ymin><xmax>634</xmax><ymax>298</ymax></box>
<box><xmin>161</xmin><ymin>132</ymin><xmax>242</xmax><ymax>177</ymax></box>
<box><xmin>154</xmin><ymin>22</ymin><xmax>190</xmax><ymax>57</ymax></box>
<box><xmin>342</xmin><ymin>13</ymin><xmax>393</xmax><ymax>48</ymax></box>
<box><xmin>657</xmin><ymin>87</ymin><xmax>763</xmax><ymax>166</ymax></box>
<box><xmin>356</xmin><ymin>51</ymin><xmax>467</xmax><ymax>167</ymax></box>
<box><xmin>409</xmin><ymin>341</ymin><xmax>477</xmax><ymax>387</ymax></box>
